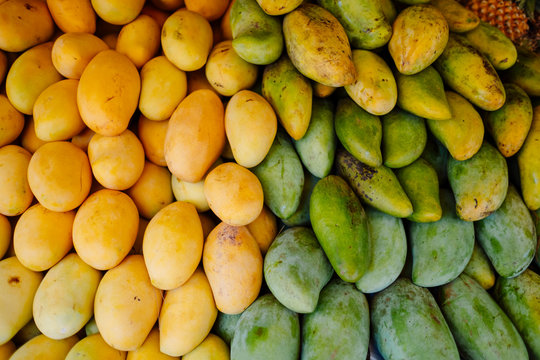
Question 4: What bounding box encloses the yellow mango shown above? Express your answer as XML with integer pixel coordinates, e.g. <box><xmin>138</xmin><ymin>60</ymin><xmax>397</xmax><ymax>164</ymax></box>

<box><xmin>345</xmin><ymin>50</ymin><xmax>397</xmax><ymax>116</ymax></box>
<box><xmin>204</xmin><ymin>162</ymin><xmax>264</xmax><ymax>226</ymax></box>
<box><xmin>159</xmin><ymin>268</ymin><xmax>217</xmax><ymax>356</ymax></box>
<box><xmin>65</xmin><ymin>333</ymin><xmax>125</xmax><ymax>360</ymax></box>
<box><xmin>430</xmin><ymin>0</ymin><xmax>479</xmax><ymax>32</ymax></box>
<box><xmin>256</xmin><ymin>0</ymin><xmax>302</xmax><ymax>16</ymax></box>
<box><xmin>52</xmin><ymin>33</ymin><xmax>109</xmax><ymax>80</ymax></box>
<box><xmin>9</xmin><ymin>335</ymin><xmax>77</xmax><ymax>360</ymax></box>
<box><xmin>0</xmin><ymin>51</ymin><xmax>6</xmax><ymax>84</ymax></box>
<box><xmin>143</xmin><ymin>201</ymin><xmax>203</xmax><ymax>290</ymax></box>
<box><xmin>246</xmin><ymin>205</ymin><xmax>277</xmax><ymax>254</ymax></box>
<box><xmin>185</xmin><ymin>0</ymin><xmax>229</xmax><ymax>20</ymax></box>
<box><xmin>90</xmin><ymin>0</ymin><xmax>145</xmax><ymax>25</ymax></box>
<box><xmin>0</xmin><ymin>341</ymin><xmax>15</xmax><ymax>360</ymax></box>
<box><xmin>71</xmin><ymin>128</ymin><xmax>95</xmax><ymax>153</ymax></box>
<box><xmin>141</xmin><ymin>3</ymin><xmax>169</xmax><ymax>27</ymax></box>
<box><xmin>116</xmin><ymin>15</ymin><xmax>161</xmax><ymax>69</ymax></box>
<box><xmin>138</xmin><ymin>115</ymin><xmax>167</xmax><ymax>167</ymax></box>
<box><xmin>102</xmin><ymin>33</ymin><xmax>119</xmax><ymax>49</ymax></box>
<box><xmin>165</xmin><ymin>89</ymin><xmax>225</xmax><ymax>183</ymax></box>
<box><xmin>205</xmin><ymin>40</ymin><xmax>258</xmax><ymax>96</ymax></box>
<box><xmin>78</xmin><ymin>49</ymin><xmax>140</xmax><ymax>136</ymax></box>
<box><xmin>0</xmin><ymin>215</ymin><xmax>10</xmax><ymax>259</ymax></box>
<box><xmin>27</xmin><ymin>141</ymin><xmax>92</xmax><ymax>212</ymax></box>
<box><xmin>46</xmin><ymin>0</ymin><xmax>96</xmax><ymax>33</ymax></box>
<box><xmin>33</xmin><ymin>253</ymin><xmax>102</xmax><ymax>339</ymax></box>
<box><xmin>0</xmin><ymin>0</ymin><xmax>54</xmax><ymax>52</ymax></box>
<box><xmin>313</xmin><ymin>82</ymin><xmax>337</xmax><ymax>98</ymax></box>
<box><xmin>203</xmin><ymin>222</ymin><xmax>263</xmax><ymax>314</ymax></box>
<box><xmin>6</xmin><ymin>42</ymin><xmax>62</xmax><ymax>115</ymax></box>
<box><xmin>183</xmin><ymin>334</ymin><xmax>229</xmax><ymax>360</ymax></box>
<box><xmin>0</xmin><ymin>257</ymin><xmax>43</xmax><ymax>345</ymax></box>
<box><xmin>150</xmin><ymin>0</ymin><xmax>184</xmax><ymax>11</ymax></box>
<box><xmin>94</xmin><ymin>255</ymin><xmax>162</xmax><ymax>351</ymax></box>
<box><xmin>21</xmin><ymin>118</ymin><xmax>48</xmax><ymax>154</ymax></box>
<box><xmin>220</xmin><ymin>0</ymin><xmax>235</xmax><ymax>40</ymax></box>
<box><xmin>225</xmin><ymin>90</ymin><xmax>277</xmax><ymax>168</ymax></box>
<box><xmin>13</xmin><ymin>204</ymin><xmax>74</xmax><ymax>272</ymax></box>
<box><xmin>0</xmin><ymin>145</ymin><xmax>33</xmax><ymax>216</ymax></box>
<box><xmin>33</xmin><ymin>79</ymin><xmax>86</xmax><ymax>141</ymax></box>
<box><xmin>0</xmin><ymin>94</ymin><xmax>24</xmax><ymax>147</ymax></box>
<box><xmin>127</xmin><ymin>328</ymin><xmax>176</xmax><ymax>360</ymax></box>
<box><xmin>171</xmin><ymin>176</ymin><xmax>209</xmax><ymax>213</ymax></box>
<box><xmin>187</xmin><ymin>69</ymin><xmax>217</xmax><ymax>94</ymax></box>
<box><xmin>199</xmin><ymin>213</ymin><xmax>217</xmax><ymax>239</ymax></box>
<box><xmin>131</xmin><ymin>217</ymin><xmax>149</xmax><ymax>256</ymax></box>
<box><xmin>162</xmin><ymin>9</ymin><xmax>213</xmax><ymax>71</ymax></box>
<box><xmin>139</xmin><ymin>56</ymin><xmax>187</xmax><ymax>121</ymax></box>
<box><xmin>127</xmin><ymin>161</ymin><xmax>174</xmax><ymax>220</ymax></box>
<box><xmin>518</xmin><ymin>105</ymin><xmax>540</xmax><ymax>210</ymax></box>
<box><xmin>73</xmin><ymin>189</ymin><xmax>139</xmax><ymax>270</ymax></box>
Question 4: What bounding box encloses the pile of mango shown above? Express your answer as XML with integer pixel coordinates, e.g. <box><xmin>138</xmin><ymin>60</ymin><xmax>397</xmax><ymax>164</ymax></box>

<box><xmin>0</xmin><ymin>0</ymin><xmax>539</xmax><ymax>358</ymax></box>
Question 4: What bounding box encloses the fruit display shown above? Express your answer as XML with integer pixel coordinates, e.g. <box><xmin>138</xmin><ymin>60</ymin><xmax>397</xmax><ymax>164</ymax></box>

<box><xmin>0</xmin><ymin>0</ymin><xmax>539</xmax><ymax>359</ymax></box>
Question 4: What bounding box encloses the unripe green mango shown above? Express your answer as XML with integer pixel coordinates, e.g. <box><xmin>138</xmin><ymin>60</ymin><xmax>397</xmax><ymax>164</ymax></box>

<box><xmin>309</xmin><ymin>175</ymin><xmax>370</xmax><ymax>282</ymax></box>
<box><xmin>475</xmin><ymin>185</ymin><xmax>536</xmax><ymax>278</ymax></box>
<box><xmin>438</xmin><ymin>274</ymin><xmax>528</xmax><ymax>360</ymax></box>
<box><xmin>231</xmin><ymin>0</ymin><xmax>284</xmax><ymax>65</ymax></box>
<box><xmin>382</xmin><ymin>108</ymin><xmax>427</xmax><ymax>168</ymax></box>
<box><xmin>494</xmin><ymin>269</ymin><xmax>540</xmax><ymax>359</ymax></box>
<box><xmin>371</xmin><ymin>278</ymin><xmax>459</xmax><ymax>360</ymax></box>
<box><xmin>282</xmin><ymin>171</ymin><xmax>319</xmax><ymax>227</ymax></box>
<box><xmin>355</xmin><ymin>207</ymin><xmax>407</xmax><ymax>293</ymax></box>
<box><xmin>252</xmin><ymin>132</ymin><xmax>304</xmax><ymax>219</ymax></box>
<box><xmin>396</xmin><ymin>66</ymin><xmax>451</xmax><ymax>120</ymax></box>
<box><xmin>502</xmin><ymin>47</ymin><xmax>540</xmax><ymax>96</ymax></box>
<box><xmin>421</xmin><ymin>135</ymin><xmax>449</xmax><ymax>186</ymax></box>
<box><xmin>336</xmin><ymin>149</ymin><xmax>413</xmax><ymax>218</ymax></box>
<box><xmin>534</xmin><ymin>209</ymin><xmax>540</xmax><ymax>266</ymax></box>
<box><xmin>435</xmin><ymin>34</ymin><xmax>506</xmax><ymax>111</ymax></box>
<box><xmin>335</xmin><ymin>97</ymin><xmax>382</xmax><ymax>167</ymax></box>
<box><xmin>213</xmin><ymin>312</ymin><xmax>241</xmax><ymax>345</ymax></box>
<box><xmin>380</xmin><ymin>0</ymin><xmax>397</xmax><ymax>23</ymax></box>
<box><xmin>262</xmin><ymin>56</ymin><xmax>312</xmax><ymax>140</ymax></box>
<box><xmin>396</xmin><ymin>158</ymin><xmax>441</xmax><ymax>222</ymax></box>
<box><xmin>263</xmin><ymin>227</ymin><xmax>333</xmax><ymax>313</ymax></box>
<box><xmin>231</xmin><ymin>294</ymin><xmax>300</xmax><ymax>360</ymax></box>
<box><xmin>447</xmin><ymin>142</ymin><xmax>508</xmax><ymax>221</ymax></box>
<box><xmin>301</xmin><ymin>279</ymin><xmax>369</xmax><ymax>360</ymax></box>
<box><xmin>518</xmin><ymin>105</ymin><xmax>540</xmax><ymax>210</ymax></box>
<box><xmin>463</xmin><ymin>21</ymin><xmax>517</xmax><ymax>70</ymax></box>
<box><xmin>409</xmin><ymin>188</ymin><xmax>474</xmax><ymax>287</ymax></box>
<box><xmin>463</xmin><ymin>242</ymin><xmax>496</xmax><ymax>290</ymax></box>
<box><xmin>430</xmin><ymin>0</ymin><xmax>480</xmax><ymax>32</ymax></box>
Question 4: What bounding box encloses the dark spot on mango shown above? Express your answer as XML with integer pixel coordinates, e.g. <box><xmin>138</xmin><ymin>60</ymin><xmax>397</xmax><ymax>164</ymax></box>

<box><xmin>8</xmin><ymin>276</ymin><xmax>20</xmax><ymax>285</ymax></box>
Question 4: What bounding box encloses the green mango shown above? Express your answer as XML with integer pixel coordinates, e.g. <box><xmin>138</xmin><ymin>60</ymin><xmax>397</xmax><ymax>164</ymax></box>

<box><xmin>396</xmin><ymin>158</ymin><xmax>442</xmax><ymax>222</ymax></box>
<box><xmin>262</xmin><ymin>56</ymin><xmax>312</xmax><ymax>140</ymax></box>
<box><xmin>475</xmin><ymin>185</ymin><xmax>536</xmax><ymax>278</ymax></box>
<box><xmin>252</xmin><ymin>132</ymin><xmax>304</xmax><ymax>219</ymax></box>
<box><xmin>213</xmin><ymin>312</ymin><xmax>241</xmax><ymax>345</ymax></box>
<box><xmin>463</xmin><ymin>21</ymin><xmax>517</xmax><ymax>70</ymax></box>
<box><xmin>379</xmin><ymin>0</ymin><xmax>397</xmax><ymax>23</ymax></box>
<box><xmin>434</xmin><ymin>34</ymin><xmax>505</xmax><ymax>111</ymax></box>
<box><xmin>282</xmin><ymin>171</ymin><xmax>318</xmax><ymax>227</ymax></box>
<box><xmin>502</xmin><ymin>47</ymin><xmax>540</xmax><ymax>97</ymax></box>
<box><xmin>335</xmin><ymin>97</ymin><xmax>382</xmax><ymax>167</ymax></box>
<box><xmin>517</xmin><ymin>105</ymin><xmax>540</xmax><ymax>210</ymax></box>
<box><xmin>409</xmin><ymin>188</ymin><xmax>474</xmax><ymax>287</ymax></box>
<box><xmin>371</xmin><ymin>278</ymin><xmax>460</xmax><ymax>360</ymax></box>
<box><xmin>230</xmin><ymin>0</ymin><xmax>284</xmax><ymax>65</ymax></box>
<box><xmin>263</xmin><ymin>227</ymin><xmax>333</xmax><ymax>313</ymax></box>
<box><xmin>336</xmin><ymin>149</ymin><xmax>413</xmax><ymax>218</ymax></box>
<box><xmin>231</xmin><ymin>294</ymin><xmax>300</xmax><ymax>360</ymax></box>
<box><xmin>421</xmin><ymin>135</ymin><xmax>449</xmax><ymax>186</ymax></box>
<box><xmin>447</xmin><ymin>142</ymin><xmax>508</xmax><ymax>221</ymax></box>
<box><xmin>84</xmin><ymin>318</ymin><xmax>98</xmax><ymax>337</ymax></box>
<box><xmin>396</xmin><ymin>66</ymin><xmax>452</xmax><ymax>120</ymax></box>
<box><xmin>293</xmin><ymin>98</ymin><xmax>335</xmax><ymax>178</ymax></box>
<box><xmin>382</xmin><ymin>108</ymin><xmax>427</xmax><ymax>168</ymax></box>
<box><xmin>309</xmin><ymin>175</ymin><xmax>370</xmax><ymax>282</ymax></box>
<box><xmin>485</xmin><ymin>83</ymin><xmax>533</xmax><ymax>157</ymax></box>
<box><xmin>317</xmin><ymin>0</ymin><xmax>391</xmax><ymax>50</ymax></box>
<box><xmin>438</xmin><ymin>274</ymin><xmax>528</xmax><ymax>360</ymax></box>
<box><xmin>463</xmin><ymin>242</ymin><xmax>496</xmax><ymax>290</ymax></box>
<box><xmin>534</xmin><ymin>209</ymin><xmax>540</xmax><ymax>266</ymax></box>
<box><xmin>355</xmin><ymin>207</ymin><xmax>407</xmax><ymax>293</ymax></box>
<box><xmin>495</xmin><ymin>269</ymin><xmax>540</xmax><ymax>359</ymax></box>
<box><xmin>301</xmin><ymin>279</ymin><xmax>369</xmax><ymax>359</ymax></box>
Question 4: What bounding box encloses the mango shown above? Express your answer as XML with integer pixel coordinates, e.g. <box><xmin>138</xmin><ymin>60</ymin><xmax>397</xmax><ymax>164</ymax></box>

<box><xmin>301</xmin><ymin>279</ymin><xmax>369</xmax><ymax>359</ymax></box>
<box><xmin>137</xmin><ymin>116</ymin><xmax>168</xmax><ymax>167</ymax></box>
<box><xmin>116</xmin><ymin>15</ymin><xmax>160</xmax><ymax>69</ymax></box>
<box><xmin>65</xmin><ymin>334</ymin><xmax>125</xmax><ymax>360</ymax></box>
<box><xmin>421</xmin><ymin>136</ymin><xmax>449</xmax><ymax>185</ymax></box>
<box><xmin>475</xmin><ymin>185</ymin><xmax>536</xmax><ymax>278</ymax></box>
<box><xmin>463</xmin><ymin>242</ymin><xmax>496</xmax><ymax>290</ymax></box>
<box><xmin>126</xmin><ymin>328</ymin><xmax>176</xmax><ymax>360</ymax></box>
<box><xmin>464</xmin><ymin>21</ymin><xmax>517</xmax><ymax>70</ymax></box>
<box><xmin>231</xmin><ymin>294</ymin><xmax>300</xmax><ymax>360</ymax></box>
<box><xmin>281</xmin><ymin>171</ymin><xmax>319</xmax><ymax>227</ymax></box>
<box><xmin>0</xmin><ymin>341</ymin><xmax>14</xmax><ymax>360</ymax></box>
<box><xmin>91</xmin><ymin>0</ymin><xmax>144</xmax><ymax>25</ymax></box>
<box><xmin>213</xmin><ymin>313</ymin><xmax>241</xmax><ymax>345</ymax></box>
<box><xmin>183</xmin><ymin>334</ymin><xmax>229</xmax><ymax>360</ymax></box>
<box><xmin>0</xmin><ymin>145</ymin><xmax>33</xmax><ymax>216</ymax></box>
<box><xmin>518</xmin><ymin>104</ymin><xmax>540</xmax><ymax>210</ymax></box>
<box><xmin>502</xmin><ymin>47</ymin><xmax>540</xmax><ymax>96</ymax></box>
<box><xmin>430</xmin><ymin>0</ymin><xmax>479</xmax><ymax>32</ymax></box>
<box><xmin>255</xmin><ymin>0</ymin><xmax>302</xmax><ymax>15</ymax></box>
<box><xmin>171</xmin><ymin>160</ymin><xmax>221</xmax><ymax>213</ymax></box>
<box><xmin>185</xmin><ymin>0</ymin><xmax>229</xmax><ymax>20</ymax></box>
<box><xmin>447</xmin><ymin>142</ymin><xmax>508</xmax><ymax>221</ymax></box>
<box><xmin>12</xmin><ymin>319</ymin><xmax>41</xmax><ymax>346</ymax></box>
<box><xmin>246</xmin><ymin>206</ymin><xmax>277</xmax><ymax>254</ymax></box>
<box><xmin>283</xmin><ymin>4</ymin><xmax>356</xmax><ymax>87</ymax></box>
<box><xmin>0</xmin><ymin>95</ymin><xmax>24</xmax><ymax>147</ymax></box>
<box><xmin>46</xmin><ymin>0</ymin><xmax>96</xmax><ymax>33</ymax></box>
<box><xmin>0</xmin><ymin>215</ymin><xmax>10</xmax><ymax>259</ymax></box>
<box><xmin>85</xmin><ymin>318</ymin><xmax>98</xmax><ymax>337</ymax></box>
<box><xmin>9</xmin><ymin>335</ymin><xmax>77</xmax><ymax>360</ymax></box>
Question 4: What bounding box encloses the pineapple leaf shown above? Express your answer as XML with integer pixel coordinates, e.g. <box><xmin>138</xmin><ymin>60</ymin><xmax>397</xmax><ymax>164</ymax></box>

<box><xmin>517</xmin><ymin>0</ymin><xmax>535</xmax><ymax>18</ymax></box>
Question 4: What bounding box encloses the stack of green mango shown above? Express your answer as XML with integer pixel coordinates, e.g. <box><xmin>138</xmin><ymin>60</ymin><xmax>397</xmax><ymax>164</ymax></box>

<box><xmin>224</xmin><ymin>0</ymin><xmax>540</xmax><ymax>359</ymax></box>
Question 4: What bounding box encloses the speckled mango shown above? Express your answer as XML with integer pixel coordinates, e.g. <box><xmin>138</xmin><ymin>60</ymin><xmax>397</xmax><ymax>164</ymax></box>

<box><xmin>430</xmin><ymin>0</ymin><xmax>479</xmax><ymax>32</ymax></box>
<box><xmin>463</xmin><ymin>242</ymin><xmax>496</xmax><ymax>290</ymax></box>
<box><xmin>502</xmin><ymin>47</ymin><xmax>540</xmax><ymax>97</ymax></box>
<box><xmin>517</xmin><ymin>105</ymin><xmax>540</xmax><ymax>210</ymax></box>
<box><xmin>463</xmin><ymin>21</ymin><xmax>517</xmax><ymax>70</ymax></box>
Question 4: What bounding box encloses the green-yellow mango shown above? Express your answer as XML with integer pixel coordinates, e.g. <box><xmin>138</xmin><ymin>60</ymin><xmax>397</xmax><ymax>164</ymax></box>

<box><xmin>421</xmin><ymin>135</ymin><xmax>450</xmax><ymax>185</ymax></box>
<box><xmin>517</xmin><ymin>105</ymin><xmax>540</xmax><ymax>210</ymax></box>
<box><xmin>434</xmin><ymin>34</ymin><xmax>505</xmax><ymax>111</ymax></box>
<box><xmin>380</xmin><ymin>0</ymin><xmax>397</xmax><ymax>23</ymax></box>
<box><xmin>430</xmin><ymin>0</ymin><xmax>479</xmax><ymax>32</ymax></box>
<box><xmin>463</xmin><ymin>242</ymin><xmax>496</xmax><ymax>290</ymax></box>
<box><xmin>502</xmin><ymin>47</ymin><xmax>540</xmax><ymax>96</ymax></box>
<box><xmin>213</xmin><ymin>313</ymin><xmax>241</xmax><ymax>345</ymax></box>
<box><xmin>283</xmin><ymin>3</ymin><xmax>356</xmax><ymax>87</ymax></box>
<box><xmin>282</xmin><ymin>171</ymin><xmax>319</xmax><ymax>227</ymax></box>
<box><xmin>255</xmin><ymin>0</ymin><xmax>303</xmax><ymax>15</ymax></box>
<box><xmin>463</xmin><ymin>21</ymin><xmax>517</xmax><ymax>70</ymax></box>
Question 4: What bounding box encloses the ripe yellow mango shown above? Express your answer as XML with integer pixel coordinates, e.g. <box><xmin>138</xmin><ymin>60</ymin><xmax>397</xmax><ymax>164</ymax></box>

<box><xmin>46</xmin><ymin>0</ymin><xmax>96</xmax><ymax>33</ymax></box>
<box><xmin>0</xmin><ymin>215</ymin><xmax>10</xmax><ymax>259</ymax></box>
<box><xmin>21</xmin><ymin>118</ymin><xmax>48</xmax><ymax>154</ymax></box>
<box><xmin>91</xmin><ymin>0</ymin><xmax>145</xmax><ymax>25</ymax></box>
<box><xmin>0</xmin><ymin>95</ymin><xmax>24</xmax><ymax>147</ymax></box>
<box><xmin>518</xmin><ymin>105</ymin><xmax>540</xmax><ymax>210</ymax></box>
<box><xmin>65</xmin><ymin>333</ymin><xmax>126</xmax><ymax>360</ymax></box>
<box><xmin>127</xmin><ymin>328</ymin><xmax>176</xmax><ymax>360</ymax></box>
<box><xmin>0</xmin><ymin>145</ymin><xmax>32</xmax><ymax>217</ymax></box>
<box><xmin>183</xmin><ymin>334</ymin><xmax>230</xmax><ymax>360</ymax></box>
<box><xmin>246</xmin><ymin>205</ymin><xmax>278</xmax><ymax>254</ymax></box>
<box><xmin>137</xmin><ymin>115</ymin><xmax>167</xmax><ymax>167</ymax></box>
<box><xmin>185</xmin><ymin>0</ymin><xmax>229</xmax><ymax>21</ymax></box>
<box><xmin>430</xmin><ymin>0</ymin><xmax>479</xmax><ymax>32</ymax></box>
<box><xmin>0</xmin><ymin>341</ymin><xmax>15</xmax><ymax>360</ymax></box>
<box><xmin>116</xmin><ymin>15</ymin><xmax>161</xmax><ymax>69</ymax></box>
<box><xmin>9</xmin><ymin>334</ymin><xmax>78</xmax><ymax>360</ymax></box>
<box><xmin>257</xmin><ymin>0</ymin><xmax>303</xmax><ymax>16</ymax></box>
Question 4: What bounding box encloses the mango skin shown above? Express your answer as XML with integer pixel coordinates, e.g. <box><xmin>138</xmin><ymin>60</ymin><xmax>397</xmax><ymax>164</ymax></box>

<box><xmin>65</xmin><ymin>334</ymin><xmax>125</xmax><ymax>360</ymax></box>
<box><xmin>434</xmin><ymin>34</ymin><xmax>505</xmax><ymax>111</ymax></box>
<box><xmin>494</xmin><ymin>269</ymin><xmax>540</xmax><ymax>359</ymax></box>
<box><xmin>256</xmin><ymin>0</ymin><xmax>303</xmax><ymax>16</ymax></box>
<box><xmin>0</xmin><ymin>145</ymin><xmax>33</xmax><ymax>217</ymax></box>
<box><xmin>231</xmin><ymin>0</ymin><xmax>283</xmax><ymax>65</ymax></box>
<box><xmin>213</xmin><ymin>313</ymin><xmax>241</xmax><ymax>345</ymax></box>
<box><xmin>463</xmin><ymin>21</ymin><xmax>517</xmax><ymax>70</ymax></box>
<box><xmin>502</xmin><ymin>47</ymin><xmax>540</xmax><ymax>96</ymax></box>
<box><xmin>518</xmin><ymin>105</ymin><xmax>540</xmax><ymax>210</ymax></box>
<box><xmin>475</xmin><ymin>185</ymin><xmax>536</xmax><ymax>278</ymax></box>
<box><xmin>447</xmin><ymin>142</ymin><xmax>508</xmax><ymax>221</ymax></box>
<box><xmin>264</xmin><ymin>227</ymin><xmax>333</xmax><ymax>313</ymax></box>
<box><xmin>438</xmin><ymin>274</ymin><xmax>528</xmax><ymax>360</ymax></box>
<box><xmin>421</xmin><ymin>137</ymin><xmax>449</xmax><ymax>186</ymax></box>
<box><xmin>371</xmin><ymin>278</ymin><xmax>459</xmax><ymax>360</ymax></box>
<box><xmin>231</xmin><ymin>294</ymin><xmax>300</xmax><ymax>360</ymax></box>
<box><xmin>126</xmin><ymin>328</ymin><xmax>176</xmax><ymax>360</ymax></box>
<box><xmin>309</xmin><ymin>175</ymin><xmax>370</xmax><ymax>282</ymax></box>
<box><xmin>183</xmin><ymin>333</ymin><xmax>229</xmax><ymax>360</ymax></box>
<box><xmin>301</xmin><ymin>279</ymin><xmax>369</xmax><ymax>360</ymax></box>
<box><xmin>9</xmin><ymin>334</ymin><xmax>78</xmax><ymax>360</ymax></box>
<box><xmin>281</xmin><ymin>171</ymin><xmax>319</xmax><ymax>227</ymax></box>
<box><xmin>535</xmin><ymin>209</ymin><xmax>540</xmax><ymax>266</ymax></box>
<box><xmin>317</xmin><ymin>0</ymin><xmax>391</xmax><ymax>49</ymax></box>
<box><xmin>463</xmin><ymin>242</ymin><xmax>496</xmax><ymax>290</ymax></box>
<box><xmin>430</xmin><ymin>0</ymin><xmax>479</xmax><ymax>32</ymax></box>
<box><xmin>283</xmin><ymin>3</ymin><xmax>356</xmax><ymax>87</ymax></box>
<box><xmin>409</xmin><ymin>189</ymin><xmax>474</xmax><ymax>287</ymax></box>
<box><xmin>336</xmin><ymin>149</ymin><xmax>413</xmax><ymax>218</ymax></box>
